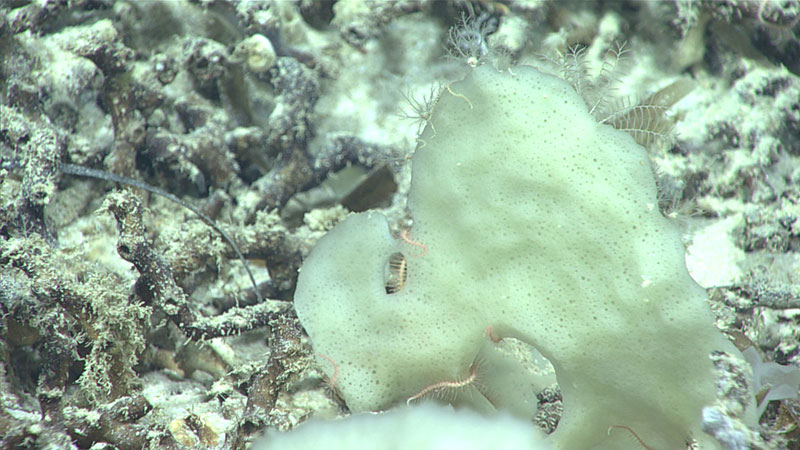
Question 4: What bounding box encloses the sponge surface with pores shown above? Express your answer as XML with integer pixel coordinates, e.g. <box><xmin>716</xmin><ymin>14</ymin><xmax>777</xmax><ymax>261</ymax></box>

<box><xmin>294</xmin><ymin>64</ymin><xmax>749</xmax><ymax>449</ymax></box>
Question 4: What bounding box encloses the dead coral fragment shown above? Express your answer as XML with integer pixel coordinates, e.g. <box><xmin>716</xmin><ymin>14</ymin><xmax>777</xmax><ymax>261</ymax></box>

<box><xmin>0</xmin><ymin>234</ymin><xmax>149</xmax><ymax>406</ymax></box>
<box><xmin>59</xmin><ymin>162</ymin><xmax>261</xmax><ymax>305</ymax></box>
<box><xmin>101</xmin><ymin>190</ymin><xmax>285</xmax><ymax>340</ymax></box>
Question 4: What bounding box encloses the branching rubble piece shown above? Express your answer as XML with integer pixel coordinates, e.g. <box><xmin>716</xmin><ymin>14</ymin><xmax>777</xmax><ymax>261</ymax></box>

<box><xmin>332</xmin><ymin>0</ymin><xmax>429</xmax><ymax>48</ymax></box>
<box><xmin>62</xmin><ymin>395</ymin><xmax>172</xmax><ymax>450</ymax></box>
<box><xmin>250</xmin><ymin>58</ymin><xmax>400</xmax><ymax>214</ymax></box>
<box><xmin>102</xmin><ymin>75</ymin><xmax>144</xmax><ymax>177</ymax></box>
<box><xmin>212</xmin><ymin>279</ymin><xmax>283</xmax><ymax>312</ymax></box>
<box><xmin>188</xmin><ymin>301</ymin><xmax>288</xmax><ymax>339</ymax></box>
<box><xmin>314</xmin><ymin>134</ymin><xmax>400</xmax><ymax>182</ymax></box>
<box><xmin>0</xmin><ymin>237</ymin><xmax>85</xmax><ymax>314</ymax></box>
<box><xmin>240</xmin><ymin>312</ymin><xmax>310</xmax><ymax>432</ymax></box>
<box><xmin>0</xmin><ymin>105</ymin><xmax>62</xmax><ymax>241</ymax></box>
<box><xmin>5</xmin><ymin>0</ymin><xmax>68</xmax><ymax>34</ymax></box>
<box><xmin>59</xmin><ymin>162</ymin><xmax>262</xmax><ymax>304</ymax></box>
<box><xmin>35</xmin><ymin>331</ymin><xmax>75</xmax><ymax>444</ymax></box>
<box><xmin>103</xmin><ymin>189</ymin><xmax>285</xmax><ymax>340</ymax></box>
<box><xmin>222</xmin><ymin>215</ymin><xmax>304</xmax><ymax>293</ymax></box>
<box><xmin>253</xmin><ymin>130</ymin><xmax>394</xmax><ymax>214</ymax></box>
<box><xmin>103</xmin><ymin>190</ymin><xmax>196</xmax><ymax>323</ymax></box>
<box><xmin>0</xmin><ymin>240</ymin><xmax>88</xmax><ymax>405</ymax></box>
<box><xmin>60</xmin><ymin>19</ymin><xmax>133</xmax><ymax>75</ymax></box>
<box><xmin>0</xmin><ymin>358</ymin><xmax>74</xmax><ymax>450</ymax></box>
<box><xmin>711</xmin><ymin>270</ymin><xmax>800</xmax><ymax>311</ymax></box>
<box><xmin>145</xmin><ymin>112</ymin><xmax>238</xmax><ymax>190</ymax></box>
<box><xmin>257</xmin><ymin>131</ymin><xmax>398</xmax><ymax>213</ymax></box>
<box><xmin>701</xmin><ymin>0</ymin><xmax>800</xmax><ymax>29</ymax></box>
<box><xmin>252</xmin><ymin>57</ymin><xmax>320</xmax><ymax>212</ymax></box>
<box><xmin>233</xmin><ymin>311</ymin><xmax>310</xmax><ymax>449</ymax></box>
<box><xmin>729</xmin><ymin>282</ymin><xmax>800</xmax><ymax>310</ymax></box>
<box><xmin>0</xmin><ymin>234</ymin><xmax>148</xmax><ymax>406</ymax></box>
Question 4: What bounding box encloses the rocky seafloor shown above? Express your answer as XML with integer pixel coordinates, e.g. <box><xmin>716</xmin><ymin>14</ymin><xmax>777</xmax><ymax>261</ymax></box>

<box><xmin>1</xmin><ymin>0</ymin><xmax>800</xmax><ymax>448</ymax></box>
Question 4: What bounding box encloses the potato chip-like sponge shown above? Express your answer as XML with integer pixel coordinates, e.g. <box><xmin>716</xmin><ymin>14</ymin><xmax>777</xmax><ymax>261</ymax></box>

<box><xmin>294</xmin><ymin>64</ymin><xmax>750</xmax><ymax>449</ymax></box>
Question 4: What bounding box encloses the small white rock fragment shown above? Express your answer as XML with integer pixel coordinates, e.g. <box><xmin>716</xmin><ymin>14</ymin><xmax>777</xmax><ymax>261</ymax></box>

<box><xmin>233</xmin><ymin>34</ymin><xmax>276</xmax><ymax>73</ymax></box>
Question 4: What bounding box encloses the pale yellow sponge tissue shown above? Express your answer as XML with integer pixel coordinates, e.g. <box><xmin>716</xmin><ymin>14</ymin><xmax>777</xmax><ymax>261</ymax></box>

<box><xmin>260</xmin><ymin>403</ymin><xmax>550</xmax><ymax>450</ymax></box>
<box><xmin>294</xmin><ymin>65</ymin><xmax>752</xmax><ymax>449</ymax></box>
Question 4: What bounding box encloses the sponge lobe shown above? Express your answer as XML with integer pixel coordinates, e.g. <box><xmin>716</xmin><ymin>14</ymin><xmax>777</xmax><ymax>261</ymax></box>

<box><xmin>294</xmin><ymin>65</ymin><xmax>748</xmax><ymax>449</ymax></box>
